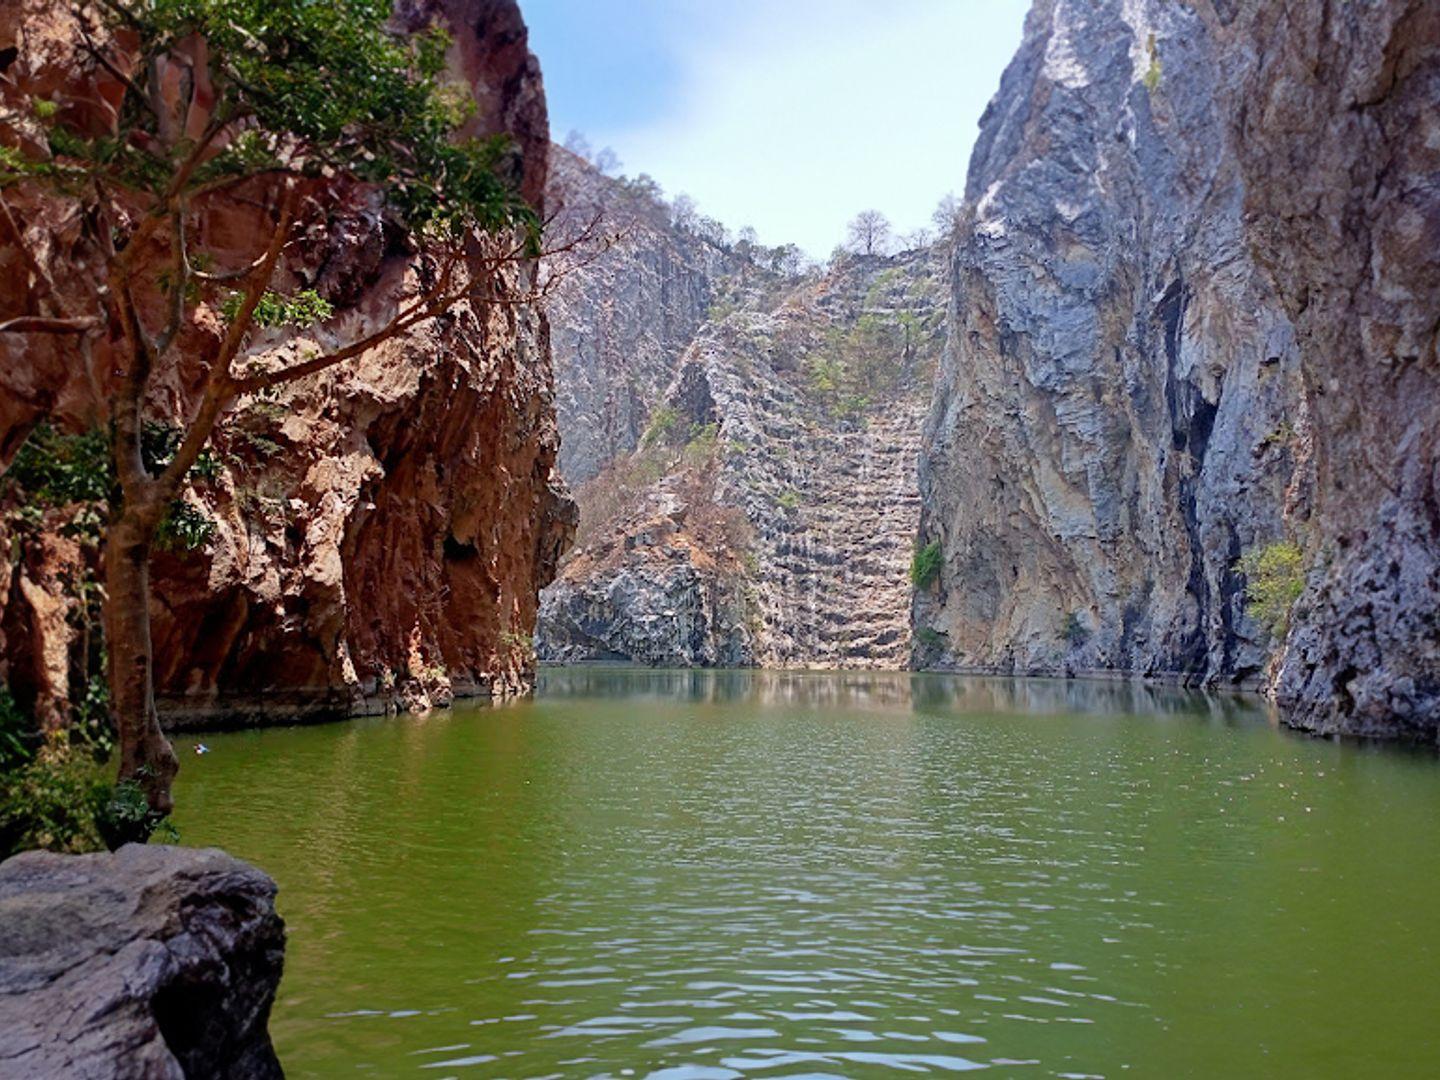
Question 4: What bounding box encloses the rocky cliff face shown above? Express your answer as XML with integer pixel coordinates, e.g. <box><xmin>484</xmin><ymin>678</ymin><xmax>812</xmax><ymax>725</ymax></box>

<box><xmin>1234</xmin><ymin>1</ymin><xmax>1439</xmax><ymax>740</ymax></box>
<box><xmin>540</xmin><ymin>248</ymin><xmax>945</xmax><ymax>668</ymax></box>
<box><xmin>545</xmin><ymin>147</ymin><xmax>760</xmax><ymax>485</ymax></box>
<box><xmin>0</xmin><ymin>0</ymin><xmax>574</xmax><ymax>728</ymax></box>
<box><xmin>917</xmin><ymin>0</ymin><xmax>1438</xmax><ymax>739</ymax></box>
<box><xmin>0</xmin><ymin>845</ymin><xmax>285</xmax><ymax>1078</ymax></box>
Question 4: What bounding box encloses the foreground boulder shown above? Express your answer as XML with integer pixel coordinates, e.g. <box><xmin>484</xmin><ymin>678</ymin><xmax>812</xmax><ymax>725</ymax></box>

<box><xmin>0</xmin><ymin>845</ymin><xmax>285</xmax><ymax>1079</ymax></box>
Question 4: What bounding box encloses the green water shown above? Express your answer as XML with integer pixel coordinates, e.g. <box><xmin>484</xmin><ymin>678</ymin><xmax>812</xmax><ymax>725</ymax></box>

<box><xmin>174</xmin><ymin>669</ymin><xmax>1440</xmax><ymax>1078</ymax></box>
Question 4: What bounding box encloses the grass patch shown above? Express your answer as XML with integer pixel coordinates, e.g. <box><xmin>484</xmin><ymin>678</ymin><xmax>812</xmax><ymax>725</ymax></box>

<box><xmin>910</xmin><ymin>540</ymin><xmax>944</xmax><ymax>589</ymax></box>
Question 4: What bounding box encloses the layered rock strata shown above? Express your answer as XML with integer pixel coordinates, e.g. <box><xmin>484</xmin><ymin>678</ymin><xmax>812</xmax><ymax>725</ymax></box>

<box><xmin>540</xmin><ymin>249</ymin><xmax>945</xmax><ymax>668</ymax></box>
<box><xmin>0</xmin><ymin>844</ymin><xmax>285</xmax><ymax>1079</ymax></box>
<box><xmin>916</xmin><ymin>0</ymin><xmax>1438</xmax><ymax>739</ymax></box>
<box><xmin>0</xmin><ymin>0</ymin><xmax>574</xmax><ymax>728</ymax></box>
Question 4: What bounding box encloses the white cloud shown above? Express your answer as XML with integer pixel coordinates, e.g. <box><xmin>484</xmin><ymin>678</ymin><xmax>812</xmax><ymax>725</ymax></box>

<box><xmin>586</xmin><ymin>0</ymin><xmax>1030</xmax><ymax>257</ymax></box>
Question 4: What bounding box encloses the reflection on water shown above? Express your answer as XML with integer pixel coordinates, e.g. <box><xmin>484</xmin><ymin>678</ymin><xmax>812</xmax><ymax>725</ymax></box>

<box><xmin>175</xmin><ymin>669</ymin><xmax>1440</xmax><ymax>1078</ymax></box>
<box><xmin>540</xmin><ymin>666</ymin><xmax>1269</xmax><ymax>721</ymax></box>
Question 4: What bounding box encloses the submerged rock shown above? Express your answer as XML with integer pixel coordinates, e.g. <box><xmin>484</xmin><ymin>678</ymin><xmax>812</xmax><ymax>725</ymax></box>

<box><xmin>0</xmin><ymin>844</ymin><xmax>285</xmax><ymax>1079</ymax></box>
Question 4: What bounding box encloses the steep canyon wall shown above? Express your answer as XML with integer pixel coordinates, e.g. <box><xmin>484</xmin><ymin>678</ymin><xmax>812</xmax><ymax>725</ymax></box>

<box><xmin>916</xmin><ymin>0</ymin><xmax>1439</xmax><ymax>739</ymax></box>
<box><xmin>545</xmin><ymin>147</ymin><xmax>758</xmax><ymax>485</ymax></box>
<box><xmin>540</xmin><ymin>247</ymin><xmax>945</xmax><ymax>668</ymax></box>
<box><xmin>0</xmin><ymin>0</ymin><xmax>574</xmax><ymax>728</ymax></box>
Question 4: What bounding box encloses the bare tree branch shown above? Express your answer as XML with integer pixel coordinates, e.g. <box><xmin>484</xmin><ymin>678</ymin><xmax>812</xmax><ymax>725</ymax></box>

<box><xmin>210</xmin><ymin>179</ymin><xmax>296</xmax><ymax>375</ymax></box>
<box><xmin>232</xmin><ymin>220</ymin><xmax>617</xmax><ymax>392</ymax></box>
<box><xmin>0</xmin><ymin>315</ymin><xmax>102</xmax><ymax>334</ymax></box>
<box><xmin>74</xmin><ymin>12</ymin><xmax>155</xmax><ymax>119</ymax></box>
<box><xmin>154</xmin><ymin>180</ymin><xmax>296</xmax><ymax>495</ymax></box>
<box><xmin>234</xmin><ymin>253</ymin><xmax>466</xmax><ymax>393</ymax></box>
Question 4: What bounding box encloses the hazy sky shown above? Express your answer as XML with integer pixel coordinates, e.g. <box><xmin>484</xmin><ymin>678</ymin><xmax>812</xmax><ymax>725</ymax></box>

<box><xmin>524</xmin><ymin>0</ymin><xmax>1032</xmax><ymax>257</ymax></box>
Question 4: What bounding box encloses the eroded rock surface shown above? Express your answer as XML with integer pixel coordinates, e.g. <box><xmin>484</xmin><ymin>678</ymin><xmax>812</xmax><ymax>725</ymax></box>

<box><xmin>0</xmin><ymin>0</ymin><xmax>574</xmax><ymax>727</ymax></box>
<box><xmin>0</xmin><ymin>844</ymin><xmax>285</xmax><ymax>1079</ymax></box>
<box><xmin>545</xmin><ymin>147</ymin><xmax>762</xmax><ymax>485</ymax></box>
<box><xmin>1233</xmin><ymin>1</ymin><xmax>1440</xmax><ymax>739</ymax></box>
<box><xmin>916</xmin><ymin>0</ymin><xmax>1439</xmax><ymax>740</ymax></box>
<box><xmin>540</xmin><ymin>249</ymin><xmax>945</xmax><ymax>668</ymax></box>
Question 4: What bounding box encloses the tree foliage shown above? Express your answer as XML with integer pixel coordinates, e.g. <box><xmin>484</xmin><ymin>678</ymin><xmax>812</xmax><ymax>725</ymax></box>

<box><xmin>0</xmin><ymin>0</ymin><xmax>546</xmax><ymax>840</ymax></box>
<box><xmin>1238</xmin><ymin>541</ymin><xmax>1305</xmax><ymax>639</ymax></box>
<box><xmin>69</xmin><ymin>0</ymin><xmax>533</xmax><ymax>240</ymax></box>
<box><xmin>932</xmin><ymin>192</ymin><xmax>963</xmax><ymax>241</ymax></box>
<box><xmin>911</xmin><ymin>540</ymin><xmax>944</xmax><ymax>589</ymax></box>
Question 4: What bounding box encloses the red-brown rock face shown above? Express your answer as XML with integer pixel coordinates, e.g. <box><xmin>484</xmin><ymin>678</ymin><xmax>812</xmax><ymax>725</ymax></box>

<box><xmin>0</xmin><ymin>0</ymin><xmax>575</xmax><ymax>726</ymax></box>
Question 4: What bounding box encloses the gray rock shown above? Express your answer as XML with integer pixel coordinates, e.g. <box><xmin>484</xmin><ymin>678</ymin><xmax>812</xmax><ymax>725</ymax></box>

<box><xmin>1233</xmin><ymin>0</ymin><xmax>1440</xmax><ymax>740</ymax></box>
<box><xmin>541</xmin><ymin>249</ymin><xmax>946</xmax><ymax>668</ymax></box>
<box><xmin>916</xmin><ymin>0</ymin><xmax>1439</xmax><ymax>740</ymax></box>
<box><xmin>545</xmin><ymin>147</ymin><xmax>759</xmax><ymax>485</ymax></box>
<box><xmin>0</xmin><ymin>845</ymin><xmax>285</xmax><ymax>1079</ymax></box>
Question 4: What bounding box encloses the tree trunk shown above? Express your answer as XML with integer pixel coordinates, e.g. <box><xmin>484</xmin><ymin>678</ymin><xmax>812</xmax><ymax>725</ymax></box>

<box><xmin>104</xmin><ymin>507</ymin><xmax>178</xmax><ymax>837</ymax></box>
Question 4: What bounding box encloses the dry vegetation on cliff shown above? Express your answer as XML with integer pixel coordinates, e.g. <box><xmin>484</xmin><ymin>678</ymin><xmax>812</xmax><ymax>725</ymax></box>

<box><xmin>539</xmin><ymin>242</ymin><xmax>946</xmax><ymax>669</ymax></box>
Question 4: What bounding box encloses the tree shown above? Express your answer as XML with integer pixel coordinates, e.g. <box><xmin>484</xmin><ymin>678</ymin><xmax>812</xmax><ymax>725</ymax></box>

<box><xmin>768</xmin><ymin>244</ymin><xmax>804</xmax><ymax>277</ymax></box>
<box><xmin>846</xmin><ymin>210</ymin><xmax>892</xmax><ymax>256</ymax></box>
<box><xmin>695</xmin><ymin>215</ymin><xmax>730</xmax><ymax>248</ymax></box>
<box><xmin>593</xmin><ymin>146</ymin><xmax>622</xmax><ymax>176</ymax></box>
<box><xmin>0</xmin><ymin>0</ymin><xmax>544</xmax><ymax>841</ymax></box>
<box><xmin>932</xmin><ymin>192</ymin><xmax>963</xmax><ymax>242</ymax></box>
<box><xmin>670</xmin><ymin>193</ymin><xmax>698</xmax><ymax>231</ymax></box>
<box><xmin>900</xmin><ymin>227</ymin><xmax>933</xmax><ymax>251</ymax></box>
<box><xmin>562</xmin><ymin>129</ymin><xmax>593</xmax><ymax>159</ymax></box>
<box><xmin>619</xmin><ymin>172</ymin><xmax>663</xmax><ymax>204</ymax></box>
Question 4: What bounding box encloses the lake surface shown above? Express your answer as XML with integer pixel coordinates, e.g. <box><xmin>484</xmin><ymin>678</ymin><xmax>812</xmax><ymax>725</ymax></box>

<box><xmin>174</xmin><ymin>669</ymin><xmax>1440</xmax><ymax>1078</ymax></box>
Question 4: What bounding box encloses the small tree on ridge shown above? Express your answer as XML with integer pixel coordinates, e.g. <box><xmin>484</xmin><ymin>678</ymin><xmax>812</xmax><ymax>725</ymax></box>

<box><xmin>846</xmin><ymin>209</ymin><xmax>892</xmax><ymax>256</ymax></box>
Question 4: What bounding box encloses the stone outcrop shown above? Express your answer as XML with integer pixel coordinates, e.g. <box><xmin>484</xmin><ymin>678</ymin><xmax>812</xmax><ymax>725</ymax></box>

<box><xmin>540</xmin><ymin>248</ymin><xmax>945</xmax><ymax>668</ymax></box>
<box><xmin>0</xmin><ymin>844</ymin><xmax>285</xmax><ymax>1079</ymax></box>
<box><xmin>916</xmin><ymin>0</ymin><xmax>1439</xmax><ymax>739</ymax></box>
<box><xmin>0</xmin><ymin>0</ymin><xmax>574</xmax><ymax>728</ymax></box>
<box><xmin>1233</xmin><ymin>1</ymin><xmax>1440</xmax><ymax>739</ymax></box>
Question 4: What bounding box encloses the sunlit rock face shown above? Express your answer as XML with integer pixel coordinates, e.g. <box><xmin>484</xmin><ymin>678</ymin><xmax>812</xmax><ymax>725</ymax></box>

<box><xmin>917</xmin><ymin>0</ymin><xmax>1439</xmax><ymax>740</ymax></box>
<box><xmin>0</xmin><ymin>0</ymin><xmax>574</xmax><ymax>726</ymax></box>
<box><xmin>544</xmin><ymin>146</ymin><xmax>756</xmax><ymax>486</ymax></box>
<box><xmin>539</xmin><ymin>248</ymin><xmax>947</xmax><ymax>669</ymax></box>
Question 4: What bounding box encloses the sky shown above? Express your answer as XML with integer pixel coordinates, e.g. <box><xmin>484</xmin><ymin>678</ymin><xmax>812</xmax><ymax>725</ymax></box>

<box><xmin>523</xmin><ymin>0</ymin><xmax>1032</xmax><ymax>258</ymax></box>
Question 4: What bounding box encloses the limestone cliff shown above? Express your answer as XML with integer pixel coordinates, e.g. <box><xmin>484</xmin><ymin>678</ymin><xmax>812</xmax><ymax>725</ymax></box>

<box><xmin>917</xmin><ymin>0</ymin><xmax>1439</xmax><ymax>739</ymax></box>
<box><xmin>0</xmin><ymin>0</ymin><xmax>575</xmax><ymax>728</ymax></box>
<box><xmin>539</xmin><ymin>248</ymin><xmax>945</xmax><ymax>668</ymax></box>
